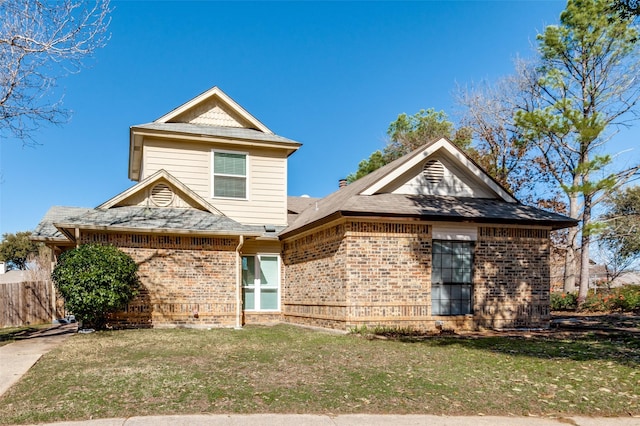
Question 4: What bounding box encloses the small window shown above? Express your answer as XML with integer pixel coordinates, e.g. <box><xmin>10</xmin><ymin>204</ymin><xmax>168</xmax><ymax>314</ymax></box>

<box><xmin>212</xmin><ymin>151</ymin><xmax>247</xmax><ymax>199</ymax></box>
<box><xmin>431</xmin><ymin>240</ymin><xmax>474</xmax><ymax>316</ymax></box>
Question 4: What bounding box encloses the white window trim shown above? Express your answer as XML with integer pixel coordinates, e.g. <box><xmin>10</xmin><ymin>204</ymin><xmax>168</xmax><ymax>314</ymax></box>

<box><xmin>211</xmin><ymin>149</ymin><xmax>250</xmax><ymax>200</ymax></box>
<box><xmin>242</xmin><ymin>253</ymin><xmax>281</xmax><ymax>312</ymax></box>
<box><xmin>432</xmin><ymin>224</ymin><xmax>477</xmax><ymax>241</ymax></box>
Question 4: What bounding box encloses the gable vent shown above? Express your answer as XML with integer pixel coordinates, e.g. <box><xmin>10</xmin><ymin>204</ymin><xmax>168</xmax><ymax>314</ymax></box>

<box><xmin>150</xmin><ymin>183</ymin><xmax>174</xmax><ymax>207</ymax></box>
<box><xmin>422</xmin><ymin>160</ymin><xmax>445</xmax><ymax>185</ymax></box>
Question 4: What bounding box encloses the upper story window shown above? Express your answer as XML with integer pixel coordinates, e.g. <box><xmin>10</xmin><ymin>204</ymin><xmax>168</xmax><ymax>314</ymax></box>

<box><xmin>212</xmin><ymin>151</ymin><xmax>247</xmax><ymax>199</ymax></box>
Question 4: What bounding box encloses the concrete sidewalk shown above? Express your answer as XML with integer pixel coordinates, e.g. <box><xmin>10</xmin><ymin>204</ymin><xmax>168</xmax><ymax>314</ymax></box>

<box><xmin>0</xmin><ymin>323</ymin><xmax>77</xmax><ymax>397</ymax></box>
<box><xmin>19</xmin><ymin>414</ymin><xmax>640</xmax><ymax>426</ymax></box>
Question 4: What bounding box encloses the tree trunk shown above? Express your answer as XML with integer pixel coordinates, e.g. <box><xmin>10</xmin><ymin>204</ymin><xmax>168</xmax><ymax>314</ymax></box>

<box><xmin>578</xmin><ymin>195</ymin><xmax>593</xmax><ymax>303</ymax></box>
<box><xmin>563</xmin><ymin>193</ymin><xmax>580</xmax><ymax>292</ymax></box>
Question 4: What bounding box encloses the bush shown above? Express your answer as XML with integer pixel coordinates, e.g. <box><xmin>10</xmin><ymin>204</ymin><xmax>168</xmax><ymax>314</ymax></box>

<box><xmin>51</xmin><ymin>244</ymin><xmax>139</xmax><ymax>329</ymax></box>
<box><xmin>550</xmin><ymin>292</ymin><xmax>578</xmax><ymax>311</ymax></box>
<box><xmin>580</xmin><ymin>285</ymin><xmax>640</xmax><ymax>313</ymax></box>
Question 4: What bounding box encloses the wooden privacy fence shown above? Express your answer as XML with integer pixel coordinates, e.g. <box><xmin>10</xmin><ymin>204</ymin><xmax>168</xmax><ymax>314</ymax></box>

<box><xmin>0</xmin><ymin>281</ymin><xmax>53</xmax><ymax>328</ymax></box>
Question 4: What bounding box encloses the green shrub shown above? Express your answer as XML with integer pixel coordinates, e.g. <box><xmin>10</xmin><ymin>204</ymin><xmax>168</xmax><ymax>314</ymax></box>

<box><xmin>580</xmin><ymin>285</ymin><xmax>640</xmax><ymax>313</ymax></box>
<box><xmin>550</xmin><ymin>292</ymin><xmax>578</xmax><ymax>311</ymax></box>
<box><xmin>606</xmin><ymin>285</ymin><xmax>640</xmax><ymax>312</ymax></box>
<box><xmin>51</xmin><ymin>244</ymin><xmax>139</xmax><ymax>329</ymax></box>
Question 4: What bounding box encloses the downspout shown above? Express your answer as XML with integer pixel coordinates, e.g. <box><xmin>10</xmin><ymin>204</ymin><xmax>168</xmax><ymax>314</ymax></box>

<box><xmin>235</xmin><ymin>235</ymin><xmax>244</xmax><ymax>330</ymax></box>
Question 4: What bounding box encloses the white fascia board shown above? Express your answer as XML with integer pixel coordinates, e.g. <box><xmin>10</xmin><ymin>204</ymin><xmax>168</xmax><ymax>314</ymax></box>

<box><xmin>361</xmin><ymin>138</ymin><xmax>517</xmax><ymax>203</ymax></box>
<box><xmin>129</xmin><ymin>127</ymin><xmax>300</xmax><ymax>153</ymax></box>
<box><xmin>361</xmin><ymin>139</ymin><xmax>449</xmax><ymax>196</ymax></box>
<box><xmin>154</xmin><ymin>87</ymin><xmax>274</xmax><ymax>135</ymax></box>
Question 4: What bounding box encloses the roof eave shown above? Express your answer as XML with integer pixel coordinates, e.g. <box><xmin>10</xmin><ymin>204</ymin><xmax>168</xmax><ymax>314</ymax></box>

<box><xmin>53</xmin><ymin>222</ymin><xmax>263</xmax><ymax>238</ymax></box>
<box><xmin>280</xmin><ymin>210</ymin><xmax>577</xmax><ymax>239</ymax></box>
<box><xmin>131</xmin><ymin>126</ymin><xmax>301</xmax><ymax>151</ymax></box>
<box><xmin>339</xmin><ymin>210</ymin><xmax>577</xmax><ymax>230</ymax></box>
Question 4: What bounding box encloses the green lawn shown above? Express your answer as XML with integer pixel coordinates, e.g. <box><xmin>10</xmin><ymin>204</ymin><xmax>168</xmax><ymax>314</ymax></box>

<box><xmin>0</xmin><ymin>325</ymin><xmax>638</xmax><ymax>424</ymax></box>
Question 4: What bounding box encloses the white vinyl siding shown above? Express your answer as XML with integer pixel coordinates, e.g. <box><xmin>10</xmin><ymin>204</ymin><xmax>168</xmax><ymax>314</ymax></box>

<box><xmin>211</xmin><ymin>150</ymin><xmax>287</xmax><ymax>225</ymax></box>
<box><xmin>142</xmin><ymin>139</ymin><xmax>209</xmax><ymax>195</ymax></box>
<box><xmin>141</xmin><ymin>139</ymin><xmax>288</xmax><ymax>226</ymax></box>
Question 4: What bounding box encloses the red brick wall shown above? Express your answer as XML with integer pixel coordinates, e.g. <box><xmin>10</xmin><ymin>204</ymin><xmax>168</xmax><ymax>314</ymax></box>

<box><xmin>282</xmin><ymin>221</ymin><xmax>433</xmax><ymax>331</ymax></box>
<box><xmin>80</xmin><ymin>232</ymin><xmax>239</xmax><ymax>328</ymax></box>
<box><xmin>474</xmin><ymin>227</ymin><xmax>551</xmax><ymax>329</ymax></box>
<box><xmin>282</xmin><ymin>222</ymin><xmax>553</xmax><ymax>332</ymax></box>
<box><xmin>344</xmin><ymin>222</ymin><xmax>432</xmax><ymax>330</ymax></box>
<box><xmin>281</xmin><ymin>224</ymin><xmax>348</xmax><ymax>329</ymax></box>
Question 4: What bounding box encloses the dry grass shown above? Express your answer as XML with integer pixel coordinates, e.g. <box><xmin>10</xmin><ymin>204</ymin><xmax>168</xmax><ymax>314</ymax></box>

<box><xmin>0</xmin><ymin>324</ymin><xmax>638</xmax><ymax>424</ymax></box>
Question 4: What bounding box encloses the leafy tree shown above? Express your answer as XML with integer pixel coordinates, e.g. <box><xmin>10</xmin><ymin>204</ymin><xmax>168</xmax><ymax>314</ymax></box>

<box><xmin>612</xmin><ymin>0</ymin><xmax>640</xmax><ymax>18</ymax></box>
<box><xmin>348</xmin><ymin>109</ymin><xmax>471</xmax><ymax>182</ymax></box>
<box><xmin>515</xmin><ymin>0</ymin><xmax>640</xmax><ymax>300</ymax></box>
<box><xmin>597</xmin><ymin>186</ymin><xmax>640</xmax><ymax>276</ymax></box>
<box><xmin>0</xmin><ymin>231</ymin><xmax>41</xmax><ymax>270</ymax></box>
<box><xmin>347</xmin><ymin>150</ymin><xmax>386</xmax><ymax>183</ymax></box>
<box><xmin>51</xmin><ymin>244</ymin><xmax>139</xmax><ymax>329</ymax></box>
<box><xmin>1</xmin><ymin>0</ymin><xmax>110</xmax><ymax>143</ymax></box>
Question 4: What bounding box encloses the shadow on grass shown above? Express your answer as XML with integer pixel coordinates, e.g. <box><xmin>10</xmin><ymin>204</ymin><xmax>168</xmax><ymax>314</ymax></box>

<box><xmin>393</xmin><ymin>331</ymin><xmax>640</xmax><ymax>367</ymax></box>
<box><xmin>0</xmin><ymin>326</ymin><xmax>42</xmax><ymax>342</ymax></box>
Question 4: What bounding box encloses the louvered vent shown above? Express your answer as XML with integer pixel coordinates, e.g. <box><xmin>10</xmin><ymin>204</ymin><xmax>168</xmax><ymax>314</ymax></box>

<box><xmin>150</xmin><ymin>183</ymin><xmax>174</xmax><ymax>207</ymax></box>
<box><xmin>422</xmin><ymin>160</ymin><xmax>445</xmax><ymax>185</ymax></box>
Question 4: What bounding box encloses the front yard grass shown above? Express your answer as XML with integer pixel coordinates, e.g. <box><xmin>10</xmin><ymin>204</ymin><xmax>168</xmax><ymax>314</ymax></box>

<box><xmin>0</xmin><ymin>324</ymin><xmax>638</xmax><ymax>424</ymax></box>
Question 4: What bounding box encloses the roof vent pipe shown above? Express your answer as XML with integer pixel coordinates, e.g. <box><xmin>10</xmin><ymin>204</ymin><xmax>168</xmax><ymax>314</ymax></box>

<box><xmin>339</xmin><ymin>178</ymin><xmax>348</xmax><ymax>189</ymax></box>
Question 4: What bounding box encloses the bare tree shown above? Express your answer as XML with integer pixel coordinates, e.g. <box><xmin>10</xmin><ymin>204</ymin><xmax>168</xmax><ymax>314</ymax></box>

<box><xmin>0</xmin><ymin>0</ymin><xmax>110</xmax><ymax>143</ymax></box>
<box><xmin>456</xmin><ymin>60</ymin><xmax>553</xmax><ymax>197</ymax></box>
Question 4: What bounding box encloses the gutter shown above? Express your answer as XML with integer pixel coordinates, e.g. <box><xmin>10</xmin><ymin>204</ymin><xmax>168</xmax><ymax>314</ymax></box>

<box><xmin>235</xmin><ymin>235</ymin><xmax>244</xmax><ymax>330</ymax></box>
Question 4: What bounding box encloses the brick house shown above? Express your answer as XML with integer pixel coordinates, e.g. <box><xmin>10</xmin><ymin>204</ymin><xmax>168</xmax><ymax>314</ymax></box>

<box><xmin>33</xmin><ymin>87</ymin><xmax>575</xmax><ymax>331</ymax></box>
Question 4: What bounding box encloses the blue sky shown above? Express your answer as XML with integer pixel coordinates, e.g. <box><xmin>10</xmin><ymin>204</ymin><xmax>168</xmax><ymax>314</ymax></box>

<box><xmin>1</xmin><ymin>0</ymin><xmax>637</xmax><ymax>235</ymax></box>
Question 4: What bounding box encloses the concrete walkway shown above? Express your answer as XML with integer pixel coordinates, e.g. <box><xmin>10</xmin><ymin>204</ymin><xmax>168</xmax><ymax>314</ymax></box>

<box><xmin>0</xmin><ymin>323</ymin><xmax>77</xmax><ymax>397</ymax></box>
<box><xmin>16</xmin><ymin>414</ymin><xmax>640</xmax><ymax>426</ymax></box>
<box><xmin>1</xmin><ymin>326</ymin><xmax>639</xmax><ymax>426</ymax></box>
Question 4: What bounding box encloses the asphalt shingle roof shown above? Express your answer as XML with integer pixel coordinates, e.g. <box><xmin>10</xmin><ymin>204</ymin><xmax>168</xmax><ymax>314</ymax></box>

<box><xmin>32</xmin><ymin>206</ymin><xmax>93</xmax><ymax>240</ymax></box>
<box><xmin>54</xmin><ymin>206</ymin><xmax>270</xmax><ymax>235</ymax></box>
<box><xmin>281</xmin><ymin>141</ymin><xmax>577</xmax><ymax>236</ymax></box>
<box><xmin>132</xmin><ymin>122</ymin><xmax>301</xmax><ymax>146</ymax></box>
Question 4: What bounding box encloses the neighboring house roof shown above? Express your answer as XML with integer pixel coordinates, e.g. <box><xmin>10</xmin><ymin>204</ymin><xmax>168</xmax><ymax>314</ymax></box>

<box><xmin>287</xmin><ymin>196</ymin><xmax>321</xmax><ymax>226</ymax></box>
<box><xmin>281</xmin><ymin>138</ymin><xmax>577</xmax><ymax>238</ymax></box>
<box><xmin>32</xmin><ymin>206</ymin><xmax>94</xmax><ymax>242</ymax></box>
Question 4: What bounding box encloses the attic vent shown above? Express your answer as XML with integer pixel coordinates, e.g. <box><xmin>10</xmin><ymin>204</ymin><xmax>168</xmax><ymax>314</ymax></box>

<box><xmin>150</xmin><ymin>183</ymin><xmax>174</xmax><ymax>207</ymax></box>
<box><xmin>422</xmin><ymin>160</ymin><xmax>445</xmax><ymax>185</ymax></box>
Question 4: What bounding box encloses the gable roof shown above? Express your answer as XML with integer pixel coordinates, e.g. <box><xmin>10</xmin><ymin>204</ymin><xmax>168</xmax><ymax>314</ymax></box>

<box><xmin>361</xmin><ymin>138</ymin><xmax>517</xmax><ymax>202</ymax></box>
<box><xmin>280</xmin><ymin>138</ymin><xmax>577</xmax><ymax>237</ymax></box>
<box><xmin>98</xmin><ymin>169</ymin><xmax>223</xmax><ymax>215</ymax></box>
<box><xmin>155</xmin><ymin>86</ymin><xmax>272</xmax><ymax>133</ymax></box>
<box><xmin>129</xmin><ymin>86</ymin><xmax>302</xmax><ymax>181</ymax></box>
